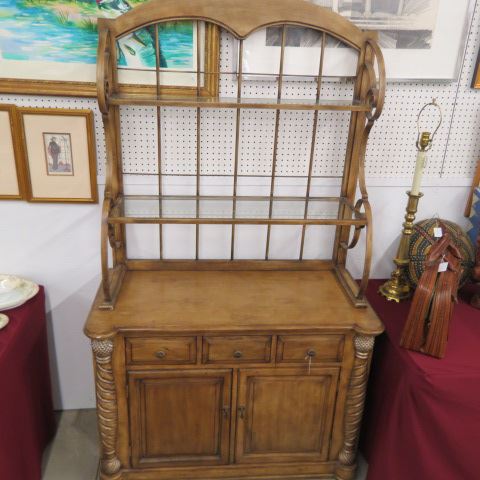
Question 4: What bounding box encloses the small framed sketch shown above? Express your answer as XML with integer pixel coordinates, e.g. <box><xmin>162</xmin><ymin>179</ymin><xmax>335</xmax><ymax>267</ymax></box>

<box><xmin>0</xmin><ymin>104</ymin><xmax>27</xmax><ymax>200</ymax></box>
<box><xmin>20</xmin><ymin>108</ymin><xmax>98</xmax><ymax>203</ymax></box>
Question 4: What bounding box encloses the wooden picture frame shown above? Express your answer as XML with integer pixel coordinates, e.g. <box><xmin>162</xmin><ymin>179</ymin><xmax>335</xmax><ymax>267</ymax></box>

<box><xmin>465</xmin><ymin>159</ymin><xmax>480</xmax><ymax>215</ymax></box>
<box><xmin>0</xmin><ymin>104</ymin><xmax>27</xmax><ymax>200</ymax></box>
<box><xmin>0</xmin><ymin>1</ymin><xmax>220</xmax><ymax>98</ymax></box>
<box><xmin>19</xmin><ymin>108</ymin><xmax>98</xmax><ymax>203</ymax></box>
<box><xmin>472</xmin><ymin>47</ymin><xmax>480</xmax><ymax>88</ymax></box>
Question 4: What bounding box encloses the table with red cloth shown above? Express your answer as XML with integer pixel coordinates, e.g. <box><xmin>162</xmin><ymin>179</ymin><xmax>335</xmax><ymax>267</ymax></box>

<box><xmin>361</xmin><ymin>280</ymin><xmax>480</xmax><ymax>480</ymax></box>
<box><xmin>0</xmin><ymin>287</ymin><xmax>56</xmax><ymax>480</ymax></box>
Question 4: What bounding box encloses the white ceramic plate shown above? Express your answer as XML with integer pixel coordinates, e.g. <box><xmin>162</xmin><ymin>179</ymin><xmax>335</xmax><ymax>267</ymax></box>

<box><xmin>0</xmin><ymin>275</ymin><xmax>39</xmax><ymax>311</ymax></box>
<box><xmin>0</xmin><ymin>313</ymin><xmax>9</xmax><ymax>330</ymax></box>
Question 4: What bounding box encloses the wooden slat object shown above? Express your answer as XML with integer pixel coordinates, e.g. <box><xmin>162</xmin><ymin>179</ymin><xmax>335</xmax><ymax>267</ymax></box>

<box><xmin>108</xmin><ymin>94</ymin><xmax>370</xmax><ymax>111</ymax></box>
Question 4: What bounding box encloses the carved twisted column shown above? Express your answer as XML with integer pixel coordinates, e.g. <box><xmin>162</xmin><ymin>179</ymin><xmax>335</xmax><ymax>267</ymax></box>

<box><xmin>92</xmin><ymin>339</ymin><xmax>121</xmax><ymax>479</ymax></box>
<box><xmin>336</xmin><ymin>335</ymin><xmax>375</xmax><ymax>480</ymax></box>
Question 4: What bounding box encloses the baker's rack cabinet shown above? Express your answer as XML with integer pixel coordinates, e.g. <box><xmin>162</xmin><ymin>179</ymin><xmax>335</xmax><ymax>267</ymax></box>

<box><xmin>85</xmin><ymin>1</ymin><xmax>385</xmax><ymax>479</ymax></box>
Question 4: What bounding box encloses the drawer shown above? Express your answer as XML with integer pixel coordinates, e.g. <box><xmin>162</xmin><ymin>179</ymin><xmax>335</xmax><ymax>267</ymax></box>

<box><xmin>126</xmin><ymin>336</ymin><xmax>197</xmax><ymax>365</ymax></box>
<box><xmin>202</xmin><ymin>335</ymin><xmax>272</xmax><ymax>364</ymax></box>
<box><xmin>276</xmin><ymin>335</ymin><xmax>344</xmax><ymax>363</ymax></box>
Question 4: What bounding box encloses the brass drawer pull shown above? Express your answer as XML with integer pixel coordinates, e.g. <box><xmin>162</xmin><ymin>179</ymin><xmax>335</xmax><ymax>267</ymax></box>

<box><xmin>233</xmin><ymin>350</ymin><xmax>243</xmax><ymax>359</ymax></box>
<box><xmin>306</xmin><ymin>349</ymin><xmax>316</xmax><ymax>358</ymax></box>
<box><xmin>155</xmin><ymin>350</ymin><xmax>166</xmax><ymax>359</ymax></box>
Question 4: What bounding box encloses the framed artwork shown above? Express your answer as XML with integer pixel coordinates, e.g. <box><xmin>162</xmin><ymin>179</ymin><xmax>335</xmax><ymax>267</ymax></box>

<box><xmin>0</xmin><ymin>104</ymin><xmax>27</xmax><ymax>200</ymax></box>
<box><xmin>465</xmin><ymin>159</ymin><xmax>480</xmax><ymax>216</ymax></box>
<box><xmin>472</xmin><ymin>48</ymin><xmax>480</xmax><ymax>88</ymax></box>
<box><xmin>0</xmin><ymin>1</ymin><xmax>220</xmax><ymax>97</ymax></box>
<box><xmin>20</xmin><ymin>108</ymin><xmax>98</xmax><ymax>203</ymax></box>
<box><xmin>240</xmin><ymin>0</ymin><xmax>474</xmax><ymax>80</ymax></box>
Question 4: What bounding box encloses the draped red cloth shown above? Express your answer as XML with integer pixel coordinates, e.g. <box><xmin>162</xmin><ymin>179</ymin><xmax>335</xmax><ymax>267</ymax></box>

<box><xmin>0</xmin><ymin>287</ymin><xmax>55</xmax><ymax>480</ymax></box>
<box><xmin>361</xmin><ymin>280</ymin><xmax>480</xmax><ymax>480</ymax></box>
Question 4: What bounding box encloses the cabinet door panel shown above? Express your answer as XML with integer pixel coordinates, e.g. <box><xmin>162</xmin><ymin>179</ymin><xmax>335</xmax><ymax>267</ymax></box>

<box><xmin>235</xmin><ymin>367</ymin><xmax>339</xmax><ymax>464</ymax></box>
<box><xmin>129</xmin><ymin>369</ymin><xmax>231</xmax><ymax>468</ymax></box>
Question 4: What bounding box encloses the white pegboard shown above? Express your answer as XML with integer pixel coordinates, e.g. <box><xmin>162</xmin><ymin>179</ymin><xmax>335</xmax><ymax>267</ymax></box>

<box><xmin>1</xmin><ymin>1</ymin><xmax>480</xmax><ymax>181</ymax></box>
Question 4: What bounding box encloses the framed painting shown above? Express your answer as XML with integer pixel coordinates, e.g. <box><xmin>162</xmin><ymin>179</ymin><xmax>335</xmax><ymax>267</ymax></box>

<box><xmin>20</xmin><ymin>108</ymin><xmax>98</xmax><ymax>203</ymax></box>
<box><xmin>0</xmin><ymin>104</ymin><xmax>27</xmax><ymax>200</ymax></box>
<box><xmin>239</xmin><ymin>0</ymin><xmax>474</xmax><ymax>80</ymax></box>
<box><xmin>472</xmin><ymin>47</ymin><xmax>480</xmax><ymax>88</ymax></box>
<box><xmin>0</xmin><ymin>1</ymin><xmax>220</xmax><ymax>97</ymax></box>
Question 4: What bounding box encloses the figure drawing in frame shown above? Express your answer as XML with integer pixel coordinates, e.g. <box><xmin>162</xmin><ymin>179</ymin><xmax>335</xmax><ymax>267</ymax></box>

<box><xmin>43</xmin><ymin>133</ymin><xmax>74</xmax><ymax>176</ymax></box>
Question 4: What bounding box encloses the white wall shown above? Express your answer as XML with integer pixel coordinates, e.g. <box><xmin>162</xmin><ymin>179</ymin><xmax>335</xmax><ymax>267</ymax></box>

<box><xmin>1</xmin><ymin>2</ymin><xmax>479</xmax><ymax>410</ymax></box>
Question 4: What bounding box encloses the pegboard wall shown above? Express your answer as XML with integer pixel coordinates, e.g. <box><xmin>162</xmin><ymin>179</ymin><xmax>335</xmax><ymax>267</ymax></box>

<box><xmin>2</xmin><ymin>1</ymin><xmax>480</xmax><ymax>183</ymax></box>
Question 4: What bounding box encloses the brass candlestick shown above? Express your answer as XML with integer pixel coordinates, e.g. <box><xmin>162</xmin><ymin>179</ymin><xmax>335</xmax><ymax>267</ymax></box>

<box><xmin>379</xmin><ymin>190</ymin><xmax>424</xmax><ymax>302</ymax></box>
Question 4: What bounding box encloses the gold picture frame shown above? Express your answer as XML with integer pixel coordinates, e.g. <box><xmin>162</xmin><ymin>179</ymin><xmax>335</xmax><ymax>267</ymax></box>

<box><xmin>20</xmin><ymin>108</ymin><xmax>98</xmax><ymax>203</ymax></box>
<box><xmin>0</xmin><ymin>104</ymin><xmax>27</xmax><ymax>200</ymax></box>
<box><xmin>465</xmin><ymin>159</ymin><xmax>480</xmax><ymax>216</ymax></box>
<box><xmin>472</xmin><ymin>47</ymin><xmax>480</xmax><ymax>89</ymax></box>
<box><xmin>0</xmin><ymin>6</ymin><xmax>220</xmax><ymax>98</ymax></box>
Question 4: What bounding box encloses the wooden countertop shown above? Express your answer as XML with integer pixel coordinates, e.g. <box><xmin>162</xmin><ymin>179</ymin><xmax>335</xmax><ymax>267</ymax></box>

<box><xmin>84</xmin><ymin>270</ymin><xmax>383</xmax><ymax>338</ymax></box>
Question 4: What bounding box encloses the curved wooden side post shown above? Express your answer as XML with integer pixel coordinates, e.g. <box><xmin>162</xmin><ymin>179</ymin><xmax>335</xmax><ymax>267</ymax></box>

<box><xmin>92</xmin><ymin>338</ymin><xmax>122</xmax><ymax>479</ymax></box>
<box><xmin>333</xmin><ymin>36</ymin><xmax>385</xmax><ymax>306</ymax></box>
<box><xmin>336</xmin><ymin>335</ymin><xmax>375</xmax><ymax>480</ymax></box>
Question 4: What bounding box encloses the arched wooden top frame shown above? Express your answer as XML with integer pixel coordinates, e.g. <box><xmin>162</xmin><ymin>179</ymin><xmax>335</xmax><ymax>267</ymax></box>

<box><xmin>95</xmin><ymin>0</ymin><xmax>386</xmax><ymax>310</ymax></box>
<box><xmin>98</xmin><ymin>0</ymin><xmax>367</xmax><ymax>49</ymax></box>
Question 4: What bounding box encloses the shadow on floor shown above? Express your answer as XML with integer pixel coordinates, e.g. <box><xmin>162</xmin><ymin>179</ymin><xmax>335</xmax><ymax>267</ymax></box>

<box><xmin>42</xmin><ymin>409</ymin><xmax>99</xmax><ymax>480</ymax></box>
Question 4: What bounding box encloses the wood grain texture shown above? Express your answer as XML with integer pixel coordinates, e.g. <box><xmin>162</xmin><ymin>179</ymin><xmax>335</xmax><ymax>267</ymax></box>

<box><xmin>126</xmin><ymin>336</ymin><xmax>197</xmax><ymax>365</ymax></box>
<box><xmin>128</xmin><ymin>369</ymin><xmax>231</xmax><ymax>467</ymax></box>
<box><xmin>235</xmin><ymin>367</ymin><xmax>339</xmax><ymax>464</ymax></box>
<box><xmin>276</xmin><ymin>334</ymin><xmax>345</xmax><ymax>363</ymax></box>
<box><xmin>107</xmin><ymin>0</ymin><xmax>366</xmax><ymax>47</ymax></box>
<box><xmin>336</xmin><ymin>335</ymin><xmax>375</xmax><ymax>480</ymax></box>
<box><xmin>202</xmin><ymin>336</ymin><xmax>272</xmax><ymax>364</ymax></box>
<box><xmin>85</xmin><ymin>270</ymin><xmax>382</xmax><ymax>338</ymax></box>
<box><xmin>91</xmin><ymin>339</ymin><xmax>121</xmax><ymax>479</ymax></box>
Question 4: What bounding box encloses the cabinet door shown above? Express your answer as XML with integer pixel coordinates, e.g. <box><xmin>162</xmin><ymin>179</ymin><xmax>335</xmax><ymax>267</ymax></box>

<box><xmin>235</xmin><ymin>367</ymin><xmax>339</xmax><ymax>464</ymax></box>
<box><xmin>128</xmin><ymin>369</ymin><xmax>231</xmax><ymax>468</ymax></box>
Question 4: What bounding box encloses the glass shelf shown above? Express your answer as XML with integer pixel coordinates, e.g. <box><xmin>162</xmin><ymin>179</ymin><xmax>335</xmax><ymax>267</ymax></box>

<box><xmin>109</xmin><ymin>195</ymin><xmax>366</xmax><ymax>226</ymax></box>
<box><xmin>109</xmin><ymin>94</ymin><xmax>369</xmax><ymax>112</ymax></box>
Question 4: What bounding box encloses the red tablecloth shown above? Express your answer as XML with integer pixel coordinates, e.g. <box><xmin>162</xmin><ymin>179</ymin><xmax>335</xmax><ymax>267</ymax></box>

<box><xmin>0</xmin><ymin>287</ymin><xmax>55</xmax><ymax>480</ymax></box>
<box><xmin>361</xmin><ymin>280</ymin><xmax>480</xmax><ymax>480</ymax></box>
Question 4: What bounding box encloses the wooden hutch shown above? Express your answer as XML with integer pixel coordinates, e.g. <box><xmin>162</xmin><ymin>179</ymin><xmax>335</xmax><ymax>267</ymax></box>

<box><xmin>85</xmin><ymin>0</ymin><xmax>385</xmax><ymax>479</ymax></box>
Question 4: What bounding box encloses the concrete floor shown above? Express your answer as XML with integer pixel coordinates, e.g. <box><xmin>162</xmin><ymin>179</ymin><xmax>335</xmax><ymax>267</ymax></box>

<box><xmin>41</xmin><ymin>409</ymin><xmax>368</xmax><ymax>480</ymax></box>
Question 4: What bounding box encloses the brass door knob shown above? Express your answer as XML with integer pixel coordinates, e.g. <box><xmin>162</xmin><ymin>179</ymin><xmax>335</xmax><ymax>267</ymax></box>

<box><xmin>155</xmin><ymin>350</ymin><xmax>166</xmax><ymax>359</ymax></box>
<box><xmin>233</xmin><ymin>351</ymin><xmax>243</xmax><ymax>359</ymax></box>
<box><xmin>306</xmin><ymin>349</ymin><xmax>316</xmax><ymax>358</ymax></box>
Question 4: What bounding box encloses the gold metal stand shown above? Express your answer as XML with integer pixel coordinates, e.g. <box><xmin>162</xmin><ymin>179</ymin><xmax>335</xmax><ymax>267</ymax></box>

<box><xmin>379</xmin><ymin>191</ymin><xmax>424</xmax><ymax>302</ymax></box>
<box><xmin>379</xmin><ymin>98</ymin><xmax>442</xmax><ymax>304</ymax></box>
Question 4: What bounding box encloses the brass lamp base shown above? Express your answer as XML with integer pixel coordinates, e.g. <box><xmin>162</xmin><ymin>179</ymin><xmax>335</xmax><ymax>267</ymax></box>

<box><xmin>379</xmin><ymin>269</ymin><xmax>411</xmax><ymax>303</ymax></box>
<box><xmin>378</xmin><ymin>191</ymin><xmax>423</xmax><ymax>303</ymax></box>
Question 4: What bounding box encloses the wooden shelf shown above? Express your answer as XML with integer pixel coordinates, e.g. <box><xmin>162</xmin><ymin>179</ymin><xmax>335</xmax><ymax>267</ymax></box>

<box><xmin>109</xmin><ymin>94</ymin><xmax>369</xmax><ymax>112</ymax></box>
<box><xmin>108</xmin><ymin>195</ymin><xmax>365</xmax><ymax>226</ymax></box>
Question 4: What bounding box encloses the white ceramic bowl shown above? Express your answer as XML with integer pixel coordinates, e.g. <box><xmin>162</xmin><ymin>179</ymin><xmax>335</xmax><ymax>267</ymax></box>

<box><xmin>0</xmin><ymin>275</ymin><xmax>39</xmax><ymax>311</ymax></box>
